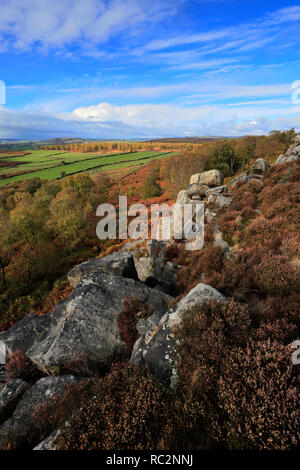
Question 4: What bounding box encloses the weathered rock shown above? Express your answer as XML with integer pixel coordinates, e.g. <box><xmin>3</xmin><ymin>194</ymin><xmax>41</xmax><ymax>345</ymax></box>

<box><xmin>205</xmin><ymin>208</ymin><xmax>218</xmax><ymax>224</ymax></box>
<box><xmin>134</xmin><ymin>256</ymin><xmax>178</xmax><ymax>295</ymax></box>
<box><xmin>0</xmin><ymin>379</ymin><xmax>29</xmax><ymax>422</ymax></box>
<box><xmin>230</xmin><ymin>171</ymin><xmax>248</xmax><ymax>187</ymax></box>
<box><xmin>250</xmin><ymin>158</ymin><xmax>270</xmax><ymax>174</ymax></box>
<box><xmin>286</xmin><ymin>155</ymin><xmax>300</xmax><ymax>162</ymax></box>
<box><xmin>213</xmin><ymin>230</ymin><xmax>230</xmax><ymax>253</ymax></box>
<box><xmin>0</xmin><ymin>375</ymin><xmax>78</xmax><ymax>449</ymax></box>
<box><xmin>208</xmin><ymin>194</ymin><xmax>232</xmax><ymax>208</ymax></box>
<box><xmin>133</xmin><ymin>240</ymin><xmax>178</xmax><ymax>295</ymax></box>
<box><xmin>0</xmin><ymin>272</ymin><xmax>171</xmax><ymax>372</ymax></box>
<box><xmin>186</xmin><ymin>183</ymin><xmax>209</xmax><ymax>199</ymax></box>
<box><xmin>275</xmin><ymin>154</ymin><xmax>286</xmax><ymax>164</ymax></box>
<box><xmin>190</xmin><ymin>169</ymin><xmax>223</xmax><ymax>187</ymax></box>
<box><xmin>275</xmin><ymin>141</ymin><xmax>300</xmax><ymax>165</ymax></box>
<box><xmin>293</xmin><ymin>134</ymin><xmax>300</xmax><ymax>144</ymax></box>
<box><xmin>133</xmin><ymin>255</ymin><xmax>152</xmax><ymax>281</ymax></box>
<box><xmin>176</xmin><ymin>189</ymin><xmax>192</xmax><ymax>205</ymax></box>
<box><xmin>291</xmin><ymin>144</ymin><xmax>300</xmax><ymax>155</ymax></box>
<box><xmin>0</xmin><ymin>366</ymin><xmax>6</xmax><ymax>384</ymax></box>
<box><xmin>205</xmin><ymin>185</ymin><xmax>228</xmax><ymax>197</ymax></box>
<box><xmin>0</xmin><ymin>342</ymin><xmax>6</xmax><ymax>365</ymax></box>
<box><xmin>231</xmin><ymin>172</ymin><xmax>263</xmax><ymax>187</ymax></box>
<box><xmin>33</xmin><ymin>430</ymin><xmax>60</xmax><ymax>450</ymax></box>
<box><xmin>147</xmin><ymin>239</ymin><xmax>166</xmax><ymax>260</ymax></box>
<box><xmin>67</xmin><ymin>251</ymin><xmax>138</xmax><ymax>288</ymax></box>
<box><xmin>275</xmin><ymin>154</ymin><xmax>300</xmax><ymax>164</ymax></box>
<box><xmin>130</xmin><ymin>283</ymin><xmax>227</xmax><ymax>387</ymax></box>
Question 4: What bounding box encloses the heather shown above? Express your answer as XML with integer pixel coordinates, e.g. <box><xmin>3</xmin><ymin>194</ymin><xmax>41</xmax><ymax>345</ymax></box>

<box><xmin>61</xmin><ymin>154</ymin><xmax>299</xmax><ymax>450</ymax></box>
<box><xmin>0</xmin><ymin>132</ymin><xmax>299</xmax><ymax>451</ymax></box>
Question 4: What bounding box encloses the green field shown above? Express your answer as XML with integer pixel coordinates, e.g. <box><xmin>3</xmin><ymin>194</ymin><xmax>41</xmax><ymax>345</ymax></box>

<box><xmin>0</xmin><ymin>150</ymin><xmax>177</xmax><ymax>187</ymax></box>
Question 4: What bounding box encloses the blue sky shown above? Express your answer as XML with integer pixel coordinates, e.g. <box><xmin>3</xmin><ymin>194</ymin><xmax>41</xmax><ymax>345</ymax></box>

<box><xmin>0</xmin><ymin>0</ymin><xmax>300</xmax><ymax>139</ymax></box>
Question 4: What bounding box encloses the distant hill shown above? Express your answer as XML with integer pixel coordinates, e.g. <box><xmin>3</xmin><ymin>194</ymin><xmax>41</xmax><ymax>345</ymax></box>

<box><xmin>0</xmin><ymin>137</ymin><xmax>91</xmax><ymax>150</ymax></box>
<box><xmin>0</xmin><ymin>137</ymin><xmax>147</xmax><ymax>150</ymax></box>
<box><xmin>0</xmin><ymin>136</ymin><xmax>228</xmax><ymax>150</ymax></box>
<box><xmin>146</xmin><ymin>136</ymin><xmax>225</xmax><ymax>143</ymax></box>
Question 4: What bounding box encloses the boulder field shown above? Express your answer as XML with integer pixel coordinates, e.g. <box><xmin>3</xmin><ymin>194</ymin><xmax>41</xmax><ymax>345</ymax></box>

<box><xmin>0</xmin><ymin>137</ymin><xmax>298</xmax><ymax>449</ymax></box>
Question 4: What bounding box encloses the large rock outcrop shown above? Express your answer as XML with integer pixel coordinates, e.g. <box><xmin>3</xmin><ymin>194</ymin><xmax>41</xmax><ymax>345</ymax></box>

<box><xmin>130</xmin><ymin>283</ymin><xmax>226</xmax><ymax>387</ymax></box>
<box><xmin>186</xmin><ymin>183</ymin><xmax>209</xmax><ymax>200</ymax></box>
<box><xmin>0</xmin><ymin>272</ymin><xmax>171</xmax><ymax>373</ymax></box>
<box><xmin>0</xmin><ymin>379</ymin><xmax>29</xmax><ymax>422</ymax></box>
<box><xmin>132</xmin><ymin>240</ymin><xmax>179</xmax><ymax>295</ymax></box>
<box><xmin>275</xmin><ymin>140</ymin><xmax>300</xmax><ymax>165</ymax></box>
<box><xmin>67</xmin><ymin>251</ymin><xmax>138</xmax><ymax>288</ymax></box>
<box><xmin>207</xmin><ymin>194</ymin><xmax>232</xmax><ymax>209</ymax></box>
<box><xmin>205</xmin><ymin>185</ymin><xmax>228</xmax><ymax>197</ymax></box>
<box><xmin>230</xmin><ymin>172</ymin><xmax>263</xmax><ymax>188</ymax></box>
<box><xmin>33</xmin><ymin>430</ymin><xmax>60</xmax><ymax>450</ymax></box>
<box><xmin>0</xmin><ymin>375</ymin><xmax>79</xmax><ymax>449</ymax></box>
<box><xmin>250</xmin><ymin>158</ymin><xmax>270</xmax><ymax>174</ymax></box>
<box><xmin>0</xmin><ymin>343</ymin><xmax>6</xmax><ymax>365</ymax></box>
<box><xmin>230</xmin><ymin>158</ymin><xmax>270</xmax><ymax>188</ymax></box>
<box><xmin>190</xmin><ymin>169</ymin><xmax>223</xmax><ymax>187</ymax></box>
<box><xmin>176</xmin><ymin>189</ymin><xmax>192</xmax><ymax>205</ymax></box>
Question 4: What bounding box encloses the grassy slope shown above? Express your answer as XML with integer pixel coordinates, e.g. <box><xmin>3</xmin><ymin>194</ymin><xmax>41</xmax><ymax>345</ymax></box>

<box><xmin>0</xmin><ymin>150</ymin><xmax>177</xmax><ymax>186</ymax></box>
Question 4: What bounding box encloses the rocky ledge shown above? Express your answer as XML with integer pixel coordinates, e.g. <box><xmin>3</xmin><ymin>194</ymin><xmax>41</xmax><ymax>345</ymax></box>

<box><xmin>0</xmin><ymin>139</ymin><xmax>297</xmax><ymax>449</ymax></box>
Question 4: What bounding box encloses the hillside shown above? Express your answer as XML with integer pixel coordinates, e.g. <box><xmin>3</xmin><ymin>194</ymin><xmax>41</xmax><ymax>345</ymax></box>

<box><xmin>146</xmin><ymin>136</ymin><xmax>224</xmax><ymax>143</ymax></box>
<box><xmin>0</xmin><ymin>131</ymin><xmax>299</xmax><ymax>450</ymax></box>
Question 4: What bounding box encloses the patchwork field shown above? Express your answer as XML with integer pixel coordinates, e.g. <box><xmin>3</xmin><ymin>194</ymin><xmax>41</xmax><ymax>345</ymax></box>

<box><xmin>0</xmin><ymin>149</ymin><xmax>177</xmax><ymax>186</ymax></box>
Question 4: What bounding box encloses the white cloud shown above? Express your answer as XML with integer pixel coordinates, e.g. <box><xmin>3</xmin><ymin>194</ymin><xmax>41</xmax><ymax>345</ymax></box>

<box><xmin>145</xmin><ymin>29</ymin><xmax>231</xmax><ymax>51</ymax></box>
<box><xmin>140</xmin><ymin>4</ymin><xmax>300</xmax><ymax>70</ymax></box>
<box><xmin>262</xmin><ymin>5</ymin><xmax>300</xmax><ymax>26</ymax></box>
<box><xmin>21</xmin><ymin>80</ymin><xmax>294</xmax><ymax>115</ymax></box>
<box><xmin>169</xmin><ymin>57</ymin><xmax>243</xmax><ymax>71</ymax></box>
<box><xmin>0</xmin><ymin>0</ymin><xmax>181</xmax><ymax>51</ymax></box>
<box><xmin>68</xmin><ymin>101</ymin><xmax>300</xmax><ymax>127</ymax></box>
<box><xmin>1</xmin><ymin>101</ymin><xmax>300</xmax><ymax>140</ymax></box>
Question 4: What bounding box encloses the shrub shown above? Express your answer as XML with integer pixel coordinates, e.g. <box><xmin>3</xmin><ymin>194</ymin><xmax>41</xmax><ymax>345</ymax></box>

<box><xmin>141</xmin><ymin>170</ymin><xmax>162</xmax><ymax>199</ymax></box>
<box><xmin>280</xmin><ymin>234</ymin><xmax>300</xmax><ymax>258</ymax></box>
<box><xmin>255</xmin><ymin>318</ymin><xmax>298</xmax><ymax>345</ymax></box>
<box><xmin>177</xmin><ymin>245</ymin><xmax>224</xmax><ymax>294</ymax></box>
<box><xmin>256</xmin><ymin>255</ymin><xmax>300</xmax><ymax>296</ymax></box>
<box><xmin>176</xmin><ymin>300</ymin><xmax>251</xmax><ymax>444</ymax></box>
<box><xmin>207</xmin><ymin>248</ymin><xmax>260</xmax><ymax>301</ymax></box>
<box><xmin>254</xmin><ymin>293</ymin><xmax>300</xmax><ymax>326</ymax></box>
<box><xmin>58</xmin><ymin>365</ymin><xmax>171</xmax><ymax>450</ymax></box>
<box><xmin>244</xmin><ymin>215</ymin><xmax>286</xmax><ymax>246</ymax></box>
<box><xmin>5</xmin><ymin>350</ymin><xmax>37</xmax><ymax>381</ymax></box>
<box><xmin>118</xmin><ymin>295</ymin><xmax>153</xmax><ymax>356</ymax></box>
<box><xmin>1</xmin><ymin>379</ymin><xmax>97</xmax><ymax>450</ymax></box>
<box><xmin>63</xmin><ymin>353</ymin><xmax>90</xmax><ymax>376</ymax></box>
<box><xmin>218</xmin><ymin>339</ymin><xmax>299</xmax><ymax>450</ymax></box>
<box><xmin>165</xmin><ymin>243</ymin><xmax>180</xmax><ymax>261</ymax></box>
<box><xmin>263</xmin><ymin>160</ymin><xmax>300</xmax><ymax>186</ymax></box>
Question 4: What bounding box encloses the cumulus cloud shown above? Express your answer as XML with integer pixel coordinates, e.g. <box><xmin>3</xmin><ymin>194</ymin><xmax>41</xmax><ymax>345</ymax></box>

<box><xmin>67</xmin><ymin>101</ymin><xmax>300</xmax><ymax>128</ymax></box>
<box><xmin>0</xmin><ymin>106</ymin><xmax>160</xmax><ymax>139</ymax></box>
<box><xmin>1</xmin><ymin>98</ymin><xmax>299</xmax><ymax>141</ymax></box>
